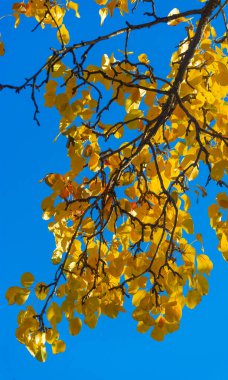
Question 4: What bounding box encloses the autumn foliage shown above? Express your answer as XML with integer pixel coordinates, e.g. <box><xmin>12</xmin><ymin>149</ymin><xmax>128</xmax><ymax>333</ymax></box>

<box><xmin>2</xmin><ymin>0</ymin><xmax>228</xmax><ymax>362</ymax></box>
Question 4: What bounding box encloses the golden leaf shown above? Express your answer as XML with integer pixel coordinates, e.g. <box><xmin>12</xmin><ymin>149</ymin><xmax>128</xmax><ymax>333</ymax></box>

<box><xmin>67</xmin><ymin>1</ymin><xmax>80</xmax><ymax>17</ymax></box>
<box><xmin>137</xmin><ymin>321</ymin><xmax>151</xmax><ymax>333</ymax></box>
<box><xmin>186</xmin><ymin>289</ymin><xmax>201</xmax><ymax>309</ymax></box>
<box><xmin>52</xmin><ymin>340</ymin><xmax>66</xmax><ymax>354</ymax></box>
<box><xmin>124</xmin><ymin>109</ymin><xmax>144</xmax><ymax>130</ymax></box>
<box><xmin>69</xmin><ymin>317</ymin><xmax>82</xmax><ymax>336</ymax></box>
<box><xmin>138</xmin><ymin>53</ymin><xmax>149</xmax><ymax>64</ymax></box>
<box><xmin>165</xmin><ymin>302</ymin><xmax>182</xmax><ymax>323</ymax></box>
<box><xmin>21</xmin><ymin>272</ymin><xmax>35</xmax><ymax>288</ymax></box>
<box><xmin>35</xmin><ymin>282</ymin><xmax>49</xmax><ymax>301</ymax></box>
<box><xmin>47</xmin><ymin>302</ymin><xmax>62</xmax><ymax>326</ymax></box>
<box><xmin>35</xmin><ymin>346</ymin><xmax>47</xmax><ymax>362</ymax></box>
<box><xmin>132</xmin><ymin>290</ymin><xmax>147</xmax><ymax>307</ymax></box>
<box><xmin>6</xmin><ymin>286</ymin><xmax>30</xmax><ymax>305</ymax></box>
<box><xmin>197</xmin><ymin>254</ymin><xmax>213</xmax><ymax>275</ymax></box>
<box><xmin>99</xmin><ymin>8</ymin><xmax>108</xmax><ymax>25</ymax></box>
<box><xmin>84</xmin><ymin>313</ymin><xmax>98</xmax><ymax>329</ymax></box>
<box><xmin>167</xmin><ymin>8</ymin><xmax>189</xmax><ymax>26</ymax></box>
<box><xmin>57</xmin><ymin>24</ymin><xmax>70</xmax><ymax>45</ymax></box>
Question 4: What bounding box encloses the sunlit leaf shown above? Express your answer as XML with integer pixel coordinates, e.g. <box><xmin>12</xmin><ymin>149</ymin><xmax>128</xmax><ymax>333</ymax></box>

<box><xmin>67</xmin><ymin>1</ymin><xmax>80</xmax><ymax>17</ymax></box>
<box><xmin>47</xmin><ymin>302</ymin><xmax>62</xmax><ymax>326</ymax></box>
<box><xmin>35</xmin><ymin>282</ymin><xmax>49</xmax><ymax>301</ymax></box>
<box><xmin>52</xmin><ymin>340</ymin><xmax>66</xmax><ymax>354</ymax></box>
<box><xmin>57</xmin><ymin>24</ymin><xmax>70</xmax><ymax>45</ymax></box>
<box><xmin>197</xmin><ymin>254</ymin><xmax>213</xmax><ymax>275</ymax></box>
<box><xmin>186</xmin><ymin>289</ymin><xmax>201</xmax><ymax>309</ymax></box>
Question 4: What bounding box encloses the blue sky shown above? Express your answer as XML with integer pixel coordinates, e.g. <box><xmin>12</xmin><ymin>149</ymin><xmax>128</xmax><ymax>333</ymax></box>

<box><xmin>0</xmin><ymin>1</ymin><xmax>228</xmax><ymax>379</ymax></box>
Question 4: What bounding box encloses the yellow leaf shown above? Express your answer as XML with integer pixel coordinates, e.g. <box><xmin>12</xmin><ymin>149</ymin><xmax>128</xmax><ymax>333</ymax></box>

<box><xmin>165</xmin><ymin>302</ymin><xmax>182</xmax><ymax>323</ymax></box>
<box><xmin>41</xmin><ymin>196</ymin><xmax>55</xmax><ymax>220</ymax></box>
<box><xmin>196</xmin><ymin>233</ymin><xmax>203</xmax><ymax>244</ymax></box>
<box><xmin>70</xmin><ymin>154</ymin><xmax>85</xmax><ymax>176</ymax></box>
<box><xmin>34</xmin><ymin>331</ymin><xmax>46</xmax><ymax>346</ymax></box>
<box><xmin>43</xmin><ymin>173</ymin><xmax>65</xmax><ymax>190</ymax></box>
<box><xmin>13</xmin><ymin>12</ymin><xmax>20</xmax><ymax>28</ymax></box>
<box><xmin>144</xmin><ymin>90</ymin><xmax>156</xmax><ymax>107</ymax></box>
<box><xmin>182</xmin><ymin>218</ymin><xmax>194</xmax><ymax>234</ymax></box>
<box><xmin>109</xmin><ymin>257</ymin><xmax>124</xmax><ymax>278</ymax></box>
<box><xmin>166</xmin><ymin>322</ymin><xmax>179</xmax><ymax>334</ymax></box>
<box><xmin>124</xmin><ymin>109</ymin><xmax>143</xmax><ymax>130</ymax></box>
<box><xmin>99</xmin><ymin>8</ymin><xmax>108</xmax><ymax>25</ymax></box>
<box><xmin>47</xmin><ymin>302</ymin><xmax>62</xmax><ymax>326</ymax></box>
<box><xmin>186</xmin><ymin>166</ymin><xmax>199</xmax><ymax>181</ymax></box>
<box><xmin>114</xmin><ymin>125</ymin><xmax>124</xmax><ymax>138</ymax></box>
<box><xmin>35</xmin><ymin>346</ymin><xmax>47</xmax><ymax>362</ymax></box>
<box><xmin>108</xmin><ymin>154</ymin><xmax>121</xmax><ymax>170</ymax></box>
<box><xmin>132</xmin><ymin>308</ymin><xmax>154</xmax><ymax>324</ymax></box>
<box><xmin>6</xmin><ymin>286</ymin><xmax>30</xmax><ymax>305</ymax></box>
<box><xmin>16</xmin><ymin>288</ymin><xmax>30</xmax><ymax>305</ymax></box>
<box><xmin>197</xmin><ymin>254</ymin><xmax>213</xmax><ymax>275</ymax></box>
<box><xmin>181</xmin><ymin>194</ymin><xmax>191</xmax><ymax>211</ymax></box>
<box><xmin>137</xmin><ymin>321</ymin><xmax>151</xmax><ymax>333</ymax></box>
<box><xmin>201</xmin><ymin>39</ymin><xmax>211</xmax><ymax>50</ymax></box>
<box><xmin>52</xmin><ymin>249</ymin><xmax>63</xmax><ymax>265</ymax></box>
<box><xmin>44</xmin><ymin>80</ymin><xmax>58</xmax><ymax>107</ymax></box>
<box><xmin>69</xmin><ymin>317</ymin><xmax>82</xmax><ymax>336</ymax></box>
<box><xmin>96</xmin><ymin>0</ymin><xmax>108</xmax><ymax>4</ymax></box>
<box><xmin>57</xmin><ymin>24</ymin><xmax>70</xmax><ymax>45</ymax></box>
<box><xmin>48</xmin><ymin>5</ymin><xmax>65</xmax><ymax>27</ymax></box>
<box><xmin>138</xmin><ymin>53</ymin><xmax>149</xmax><ymax>64</ymax></box>
<box><xmin>211</xmin><ymin>160</ymin><xmax>226</xmax><ymax>181</ymax></box>
<box><xmin>81</xmin><ymin>108</ymin><xmax>93</xmax><ymax>120</ymax></box>
<box><xmin>6</xmin><ymin>287</ymin><xmax>19</xmax><ymax>305</ymax></box>
<box><xmin>215</xmin><ymin>61</ymin><xmax>228</xmax><ymax>86</ymax></box>
<box><xmin>46</xmin><ymin>328</ymin><xmax>59</xmax><ymax>344</ymax></box>
<box><xmin>186</xmin><ymin>289</ymin><xmax>201</xmax><ymax>309</ymax></box>
<box><xmin>119</xmin><ymin>172</ymin><xmax>135</xmax><ymax>186</ymax></box>
<box><xmin>117</xmin><ymin>0</ymin><xmax>129</xmax><ymax>14</ymax></box>
<box><xmin>51</xmin><ymin>61</ymin><xmax>66</xmax><ymax>78</ymax></box>
<box><xmin>151</xmin><ymin>324</ymin><xmax>165</xmax><ymax>341</ymax></box>
<box><xmin>45</xmin><ymin>80</ymin><xmax>58</xmax><ymax>95</ymax></box>
<box><xmin>67</xmin><ymin>1</ymin><xmax>80</xmax><ymax>17</ymax></box>
<box><xmin>219</xmin><ymin>231</ymin><xmax>228</xmax><ymax>262</ymax></box>
<box><xmin>83</xmin><ymin>297</ymin><xmax>100</xmax><ymax>316</ymax></box>
<box><xmin>84</xmin><ymin>313</ymin><xmax>98</xmax><ymax>328</ymax></box>
<box><xmin>196</xmin><ymin>275</ymin><xmax>209</xmax><ymax>295</ymax></box>
<box><xmin>21</xmin><ymin>272</ymin><xmax>35</xmax><ymax>288</ymax></box>
<box><xmin>35</xmin><ymin>282</ymin><xmax>49</xmax><ymax>300</ymax></box>
<box><xmin>52</xmin><ymin>340</ymin><xmax>66</xmax><ymax>354</ymax></box>
<box><xmin>132</xmin><ymin>290</ymin><xmax>147</xmax><ymax>307</ymax></box>
<box><xmin>167</xmin><ymin>8</ymin><xmax>188</xmax><ymax>26</ymax></box>
<box><xmin>81</xmin><ymin>217</ymin><xmax>95</xmax><ymax>234</ymax></box>
<box><xmin>56</xmin><ymin>284</ymin><xmax>66</xmax><ymax>298</ymax></box>
<box><xmin>42</xmin><ymin>208</ymin><xmax>54</xmax><ymax>221</ymax></box>
<box><xmin>88</xmin><ymin>152</ymin><xmax>100</xmax><ymax>172</ymax></box>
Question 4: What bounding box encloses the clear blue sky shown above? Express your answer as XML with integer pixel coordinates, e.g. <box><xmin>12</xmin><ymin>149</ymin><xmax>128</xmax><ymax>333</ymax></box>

<box><xmin>0</xmin><ymin>1</ymin><xmax>228</xmax><ymax>379</ymax></box>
